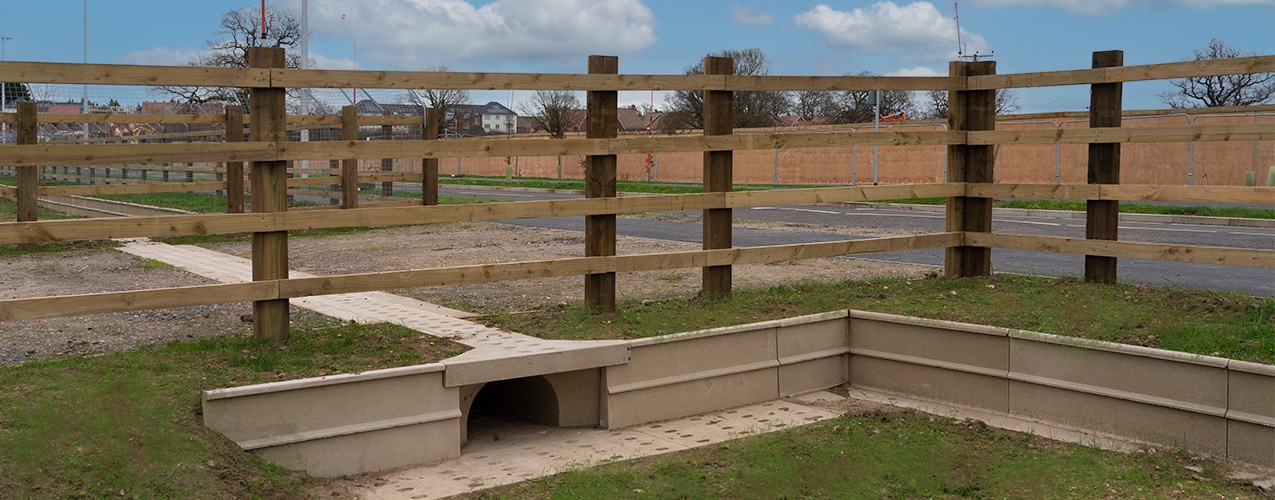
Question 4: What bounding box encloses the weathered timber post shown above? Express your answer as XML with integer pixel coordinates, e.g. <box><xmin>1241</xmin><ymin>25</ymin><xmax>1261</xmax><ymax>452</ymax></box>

<box><xmin>585</xmin><ymin>55</ymin><xmax>619</xmax><ymax>312</ymax></box>
<box><xmin>225</xmin><ymin>105</ymin><xmax>245</xmax><ymax>213</ymax></box>
<box><xmin>248</xmin><ymin>47</ymin><xmax>290</xmax><ymax>341</ymax></box>
<box><xmin>423</xmin><ymin>107</ymin><xmax>440</xmax><ymax>206</ymax></box>
<box><xmin>702</xmin><ymin>56</ymin><xmax>734</xmax><ymax>297</ymax></box>
<box><xmin>944</xmin><ymin>60</ymin><xmax>996</xmax><ymax>278</ymax></box>
<box><xmin>1086</xmin><ymin>50</ymin><xmax>1123</xmax><ymax>284</ymax></box>
<box><xmin>16</xmin><ymin>102</ymin><xmax>38</xmax><ymax>250</ymax></box>
<box><xmin>381</xmin><ymin>110</ymin><xmax>394</xmax><ymax>198</ymax></box>
<box><xmin>342</xmin><ymin>106</ymin><xmax>359</xmax><ymax>209</ymax></box>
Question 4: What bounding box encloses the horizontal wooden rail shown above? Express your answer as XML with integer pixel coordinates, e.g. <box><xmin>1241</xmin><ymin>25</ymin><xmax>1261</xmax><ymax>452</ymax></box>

<box><xmin>273</xmin><ymin>70</ymin><xmax>960</xmax><ymax>92</ymax></box>
<box><xmin>0</xmin><ymin>61</ymin><xmax>269</xmax><ymax>87</ymax></box>
<box><xmin>4</xmin><ymin>122</ymin><xmax>1266</xmax><ymax>167</ymax></box>
<box><xmin>37</xmin><ymin>180</ymin><xmax>227</xmax><ymax>197</ymax></box>
<box><xmin>967</xmin><ymin>123</ymin><xmax>1273</xmax><ymax>146</ymax></box>
<box><xmin>968</xmin><ymin>184</ymin><xmax>1275</xmax><ymax>205</ymax></box>
<box><xmin>0</xmin><ymin>113</ymin><xmax>225</xmax><ymax>124</ymax></box>
<box><xmin>0</xmin><ymin>232</ymin><xmax>961</xmax><ymax>321</ymax></box>
<box><xmin>0</xmin><ymin>142</ymin><xmax>277</xmax><ymax>167</ymax></box>
<box><xmin>965</xmin><ymin>233</ymin><xmax>1275</xmax><ymax>268</ymax></box>
<box><xmin>967</xmin><ymin>55</ymin><xmax>1275</xmax><ymax>90</ymax></box>
<box><xmin>0</xmin><ymin>183</ymin><xmax>962</xmax><ymax>244</ymax></box>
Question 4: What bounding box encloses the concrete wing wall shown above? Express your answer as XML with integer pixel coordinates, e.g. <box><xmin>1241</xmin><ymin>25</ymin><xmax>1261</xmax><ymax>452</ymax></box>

<box><xmin>845</xmin><ymin>311</ymin><xmax>1275</xmax><ymax>468</ymax></box>
<box><xmin>202</xmin><ymin>364</ymin><xmax>460</xmax><ymax>477</ymax></box>
<box><xmin>603</xmin><ymin>311</ymin><xmax>850</xmax><ymax>429</ymax></box>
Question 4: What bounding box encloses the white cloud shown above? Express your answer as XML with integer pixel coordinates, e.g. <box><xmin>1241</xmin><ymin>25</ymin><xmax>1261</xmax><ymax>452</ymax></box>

<box><xmin>729</xmin><ymin>5</ymin><xmax>775</xmax><ymax>28</ymax></box>
<box><xmin>309</xmin><ymin>52</ymin><xmax>359</xmax><ymax>70</ymax></box>
<box><xmin>117</xmin><ymin>47</ymin><xmax>201</xmax><ymax>66</ymax></box>
<box><xmin>794</xmin><ymin>2</ymin><xmax>987</xmax><ymax>62</ymax></box>
<box><xmin>964</xmin><ymin>0</ymin><xmax>1272</xmax><ymax>15</ymax></box>
<box><xmin>308</xmin><ymin>0</ymin><xmax>657</xmax><ymax>69</ymax></box>
<box><xmin>888</xmin><ymin>66</ymin><xmax>944</xmax><ymax>77</ymax></box>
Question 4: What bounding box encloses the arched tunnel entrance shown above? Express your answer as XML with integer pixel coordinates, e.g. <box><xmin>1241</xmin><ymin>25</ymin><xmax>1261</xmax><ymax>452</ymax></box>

<box><xmin>459</xmin><ymin>369</ymin><xmax>603</xmax><ymax>445</ymax></box>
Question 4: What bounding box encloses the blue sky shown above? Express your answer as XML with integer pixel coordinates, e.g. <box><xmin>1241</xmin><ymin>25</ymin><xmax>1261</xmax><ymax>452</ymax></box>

<box><xmin>3</xmin><ymin>0</ymin><xmax>1272</xmax><ymax>113</ymax></box>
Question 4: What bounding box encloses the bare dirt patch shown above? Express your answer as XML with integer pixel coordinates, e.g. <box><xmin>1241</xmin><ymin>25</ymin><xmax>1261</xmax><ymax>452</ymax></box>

<box><xmin>3</xmin><ymin>219</ymin><xmax>928</xmax><ymax>363</ymax></box>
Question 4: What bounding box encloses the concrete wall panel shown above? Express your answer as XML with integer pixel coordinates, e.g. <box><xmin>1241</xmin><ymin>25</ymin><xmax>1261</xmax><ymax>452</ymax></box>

<box><xmin>780</xmin><ymin>355</ymin><xmax>847</xmax><ymax>397</ymax></box>
<box><xmin>605</xmin><ymin>368</ymin><xmax>780</xmax><ymax>429</ymax></box>
<box><xmin>1009</xmin><ymin>334</ymin><xmax>1228</xmax><ymax>411</ymax></box>
<box><xmin>1009</xmin><ymin>381</ymin><xmax>1227</xmax><ymax>457</ymax></box>
<box><xmin>254</xmin><ymin>418</ymin><xmax>459</xmax><ymax>477</ymax></box>
<box><xmin>203</xmin><ymin>365</ymin><xmax>461</xmax><ymax>476</ymax></box>
<box><xmin>850</xmin><ymin>355</ymin><xmax>1010</xmax><ymax>411</ymax></box>
<box><xmin>1227</xmin><ymin>421</ymin><xmax>1274</xmax><ymax>468</ymax></box>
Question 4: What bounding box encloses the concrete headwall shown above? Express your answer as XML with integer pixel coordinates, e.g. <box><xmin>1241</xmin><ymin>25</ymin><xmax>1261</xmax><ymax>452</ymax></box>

<box><xmin>203</xmin><ymin>310</ymin><xmax>1273</xmax><ymax>476</ymax></box>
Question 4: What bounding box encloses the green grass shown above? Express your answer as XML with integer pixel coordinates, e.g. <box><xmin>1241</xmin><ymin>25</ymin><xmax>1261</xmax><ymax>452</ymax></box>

<box><xmin>137</xmin><ymin>258</ymin><xmax>176</xmax><ymax>271</ymax></box>
<box><xmin>478</xmin><ymin>274</ymin><xmax>1274</xmax><ymax>364</ymax></box>
<box><xmin>471</xmin><ymin>408</ymin><xmax>1265</xmax><ymax>500</ymax></box>
<box><xmin>0</xmin><ymin>313</ymin><xmax>468</xmax><ymax>500</ymax></box>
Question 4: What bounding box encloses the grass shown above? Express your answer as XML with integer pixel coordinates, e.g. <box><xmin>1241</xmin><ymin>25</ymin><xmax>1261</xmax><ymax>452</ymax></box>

<box><xmin>470</xmin><ymin>408</ymin><xmax>1266</xmax><ymax>500</ymax></box>
<box><xmin>439</xmin><ymin>174</ymin><xmax>786</xmax><ymax>194</ymax></box>
<box><xmin>478</xmin><ymin>274</ymin><xmax>1274</xmax><ymax>364</ymax></box>
<box><xmin>0</xmin><ymin>313</ymin><xmax>468</xmax><ymax>500</ymax></box>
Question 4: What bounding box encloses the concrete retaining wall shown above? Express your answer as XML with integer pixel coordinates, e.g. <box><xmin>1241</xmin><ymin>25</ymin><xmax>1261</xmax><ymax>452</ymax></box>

<box><xmin>203</xmin><ymin>364</ymin><xmax>460</xmax><ymax>477</ymax></box>
<box><xmin>846</xmin><ymin>311</ymin><xmax>1274</xmax><ymax>468</ymax></box>
<box><xmin>203</xmin><ymin>310</ymin><xmax>1273</xmax><ymax>476</ymax></box>
<box><xmin>603</xmin><ymin>311</ymin><xmax>850</xmax><ymax>429</ymax></box>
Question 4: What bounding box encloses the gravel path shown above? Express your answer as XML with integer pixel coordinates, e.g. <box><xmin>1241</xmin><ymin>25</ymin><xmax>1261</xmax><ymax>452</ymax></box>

<box><xmin>1</xmin><ymin>219</ymin><xmax>929</xmax><ymax>364</ymax></box>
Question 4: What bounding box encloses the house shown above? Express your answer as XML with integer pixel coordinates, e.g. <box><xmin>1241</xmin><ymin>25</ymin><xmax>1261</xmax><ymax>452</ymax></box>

<box><xmin>354</xmin><ymin>100</ymin><xmax>422</xmax><ymax>117</ymax></box>
<box><xmin>446</xmin><ymin>101</ymin><xmax>517</xmax><ymax>135</ymax></box>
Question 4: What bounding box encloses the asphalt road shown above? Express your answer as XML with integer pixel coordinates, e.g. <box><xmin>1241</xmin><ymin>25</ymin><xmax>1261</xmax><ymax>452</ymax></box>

<box><xmin>440</xmin><ymin>184</ymin><xmax>1275</xmax><ymax>296</ymax></box>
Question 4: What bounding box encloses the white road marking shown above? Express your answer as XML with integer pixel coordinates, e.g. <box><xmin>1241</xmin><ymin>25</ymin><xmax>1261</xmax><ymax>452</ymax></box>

<box><xmin>842</xmin><ymin>211</ymin><xmax>946</xmax><ymax>219</ymax></box>
<box><xmin>1230</xmin><ymin>231</ymin><xmax>1275</xmax><ymax>237</ymax></box>
<box><xmin>996</xmin><ymin>220</ymin><xmax>1061</xmax><ymax>226</ymax></box>
<box><xmin>751</xmin><ymin>206</ymin><xmax>842</xmax><ymax>214</ymax></box>
<box><xmin>1117</xmin><ymin>226</ymin><xmax>1215</xmax><ymax>233</ymax></box>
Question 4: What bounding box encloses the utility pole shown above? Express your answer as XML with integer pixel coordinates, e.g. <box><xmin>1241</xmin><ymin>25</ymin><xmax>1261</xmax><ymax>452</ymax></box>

<box><xmin>1</xmin><ymin>36</ymin><xmax>11</xmax><ymax>146</ymax></box>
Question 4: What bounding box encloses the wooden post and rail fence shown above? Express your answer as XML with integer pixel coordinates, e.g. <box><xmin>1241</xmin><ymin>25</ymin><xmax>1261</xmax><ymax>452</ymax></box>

<box><xmin>1</xmin><ymin>49</ymin><xmax>1273</xmax><ymax>342</ymax></box>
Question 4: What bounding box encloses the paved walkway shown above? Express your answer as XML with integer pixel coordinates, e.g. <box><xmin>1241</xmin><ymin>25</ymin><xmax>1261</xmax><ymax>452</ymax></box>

<box><xmin>117</xmin><ymin>238</ymin><xmax>566</xmax><ymax>354</ymax></box>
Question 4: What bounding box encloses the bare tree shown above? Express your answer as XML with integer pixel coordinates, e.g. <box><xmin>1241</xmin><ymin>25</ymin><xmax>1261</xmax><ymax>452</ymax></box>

<box><xmin>828</xmin><ymin>72</ymin><xmax>915</xmax><ymax>124</ymax></box>
<box><xmin>411</xmin><ymin>66</ymin><xmax>471</xmax><ymax>135</ymax></box>
<box><xmin>921</xmin><ymin>88</ymin><xmax>1018</xmax><ymax>119</ymax></box>
<box><xmin>1159</xmin><ymin>39</ymin><xmax>1275</xmax><ymax>108</ymax></box>
<box><xmin>520</xmin><ymin>90</ymin><xmax>580</xmax><ymax>139</ymax></box>
<box><xmin>664</xmin><ymin>48</ymin><xmax>791</xmax><ymax>129</ymax></box>
<box><xmin>792</xmin><ymin>91</ymin><xmax>837</xmax><ymax>121</ymax></box>
<box><xmin>154</xmin><ymin>5</ymin><xmax>305</xmax><ymax>106</ymax></box>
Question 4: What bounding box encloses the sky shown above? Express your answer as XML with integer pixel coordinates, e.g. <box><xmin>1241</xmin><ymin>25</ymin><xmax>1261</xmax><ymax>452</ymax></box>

<box><xmin>2</xmin><ymin>0</ymin><xmax>1273</xmax><ymax>113</ymax></box>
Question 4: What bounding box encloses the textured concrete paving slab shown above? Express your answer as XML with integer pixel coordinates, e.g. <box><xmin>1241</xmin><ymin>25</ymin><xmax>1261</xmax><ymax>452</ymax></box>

<box><xmin>363</xmin><ymin>398</ymin><xmax>840</xmax><ymax>500</ymax></box>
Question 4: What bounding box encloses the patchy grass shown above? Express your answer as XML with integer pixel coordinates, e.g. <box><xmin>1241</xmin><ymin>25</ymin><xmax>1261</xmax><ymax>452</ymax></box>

<box><xmin>470</xmin><ymin>409</ymin><xmax>1266</xmax><ymax>500</ymax></box>
<box><xmin>137</xmin><ymin>258</ymin><xmax>176</xmax><ymax>271</ymax></box>
<box><xmin>0</xmin><ymin>313</ymin><xmax>468</xmax><ymax>500</ymax></box>
<box><xmin>439</xmin><ymin>175</ymin><xmax>791</xmax><ymax>194</ymax></box>
<box><xmin>478</xmin><ymin>274</ymin><xmax>1274</xmax><ymax>363</ymax></box>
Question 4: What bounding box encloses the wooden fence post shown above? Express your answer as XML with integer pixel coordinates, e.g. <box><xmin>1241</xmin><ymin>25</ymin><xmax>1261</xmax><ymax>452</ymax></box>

<box><xmin>944</xmin><ymin>60</ymin><xmax>996</xmax><ymax>278</ymax></box>
<box><xmin>225</xmin><ymin>105</ymin><xmax>244</xmax><ymax>213</ymax></box>
<box><xmin>702</xmin><ymin>56</ymin><xmax>734</xmax><ymax>297</ymax></box>
<box><xmin>16</xmin><ymin>102</ymin><xmax>38</xmax><ymax>249</ymax></box>
<box><xmin>248</xmin><ymin>47</ymin><xmax>289</xmax><ymax>341</ymax></box>
<box><xmin>382</xmin><ymin>110</ymin><xmax>394</xmax><ymax>199</ymax></box>
<box><xmin>342</xmin><ymin>106</ymin><xmax>359</xmax><ymax>209</ymax></box>
<box><xmin>585</xmin><ymin>55</ymin><xmax>619</xmax><ymax>312</ymax></box>
<box><xmin>423</xmin><ymin>107</ymin><xmax>440</xmax><ymax>206</ymax></box>
<box><xmin>1086</xmin><ymin>50</ymin><xmax>1123</xmax><ymax>284</ymax></box>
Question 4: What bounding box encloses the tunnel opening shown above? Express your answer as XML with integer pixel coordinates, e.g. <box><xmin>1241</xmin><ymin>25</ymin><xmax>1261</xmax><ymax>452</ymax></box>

<box><xmin>463</xmin><ymin>376</ymin><xmax>561</xmax><ymax>445</ymax></box>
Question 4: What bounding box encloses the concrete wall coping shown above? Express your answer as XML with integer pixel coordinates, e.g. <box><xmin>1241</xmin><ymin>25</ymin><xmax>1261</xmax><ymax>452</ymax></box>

<box><xmin>1007</xmin><ymin>371</ymin><xmax>1229</xmax><ymax>418</ymax></box>
<box><xmin>628</xmin><ymin>310</ymin><xmax>848</xmax><ymax>348</ymax></box>
<box><xmin>1228</xmin><ymin>359</ymin><xmax>1275</xmax><ymax>376</ymax></box>
<box><xmin>607</xmin><ymin>359</ymin><xmax>781</xmax><ymax>395</ymax></box>
<box><xmin>1007</xmin><ymin>329</ymin><xmax>1232</xmax><ymax>368</ymax></box>
<box><xmin>849</xmin><ymin>309</ymin><xmax>1247</xmax><ymax>370</ymax></box>
<box><xmin>239</xmin><ymin>409</ymin><xmax>462</xmax><ymax>451</ymax></box>
<box><xmin>849</xmin><ymin>310</ymin><xmax>1011</xmax><ymax>337</ymax></box>
<box><xmin>203</xmin><ymin>363</ymin><xmax>447</xmax><ymax>401</ymax></box>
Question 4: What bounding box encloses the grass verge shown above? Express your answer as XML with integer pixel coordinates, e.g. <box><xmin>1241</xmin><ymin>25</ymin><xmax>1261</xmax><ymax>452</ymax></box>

<box><xmin>478</xmin><ymin>274</ymin><xmax>1274</xmax><ymax>363</ymax></box>
<box><xmin>470</xmin><ymin>408</ymin><xmax>1266</xmax><ymax>500</ymax></box>
<box><xmin>0</xmin><ymin>313</ymin><xmax>468</xmax><ymax>499</ymax></box>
